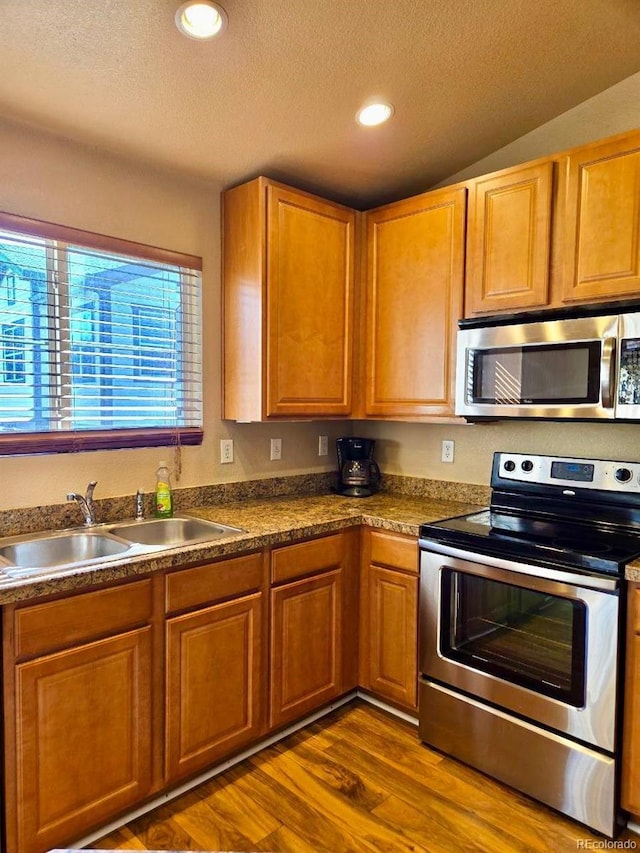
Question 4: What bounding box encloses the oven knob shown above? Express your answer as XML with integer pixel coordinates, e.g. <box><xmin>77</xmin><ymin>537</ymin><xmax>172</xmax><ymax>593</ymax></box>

<box><xmin>504</xmin><ymin>460</ymin><xmax>516</xmax><ymax>472</ymax></box>
<box><xmin>615</xmin><ymin>467</ymin><xmax>633</xmax><ymax>483</ymax></box>
<box><xmin>521</xmin><ymin>460</ymin><xmax>534</xmax><ymax>472</ymax></box>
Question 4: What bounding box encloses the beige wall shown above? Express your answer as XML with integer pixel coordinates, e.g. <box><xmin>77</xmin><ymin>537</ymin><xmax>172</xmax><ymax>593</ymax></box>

<box><xmin>355</xmin><ymin>71</ymin><xmax>640</xmax><ymax>488</ymax></box>
<box><xmin>0</xmin><ymin>119</ymin><xmax>345</xmax><ymax>510</ymax></box>
<box><xmin>438</xmin><ymin>70</ymin><xmax>640</xmax><ymax>185</ymax></box>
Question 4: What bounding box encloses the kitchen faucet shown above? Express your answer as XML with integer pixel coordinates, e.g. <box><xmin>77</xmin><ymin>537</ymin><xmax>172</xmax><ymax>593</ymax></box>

<box><xmin>67</xmin><ymin>481</ymin><xmax>98</xmax><ymax>527</ymax></box>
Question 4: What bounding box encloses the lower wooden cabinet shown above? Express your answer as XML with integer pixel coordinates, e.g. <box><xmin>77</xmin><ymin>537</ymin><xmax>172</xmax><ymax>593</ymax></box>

<box><xmin>269</xmin><ymin>531</ymin><xmax>359</xmax><ymax>729</ymax></box>
<box><xmin>0</xmin><ymin>526</ymin><xmax>417</xmax><ymax>853</ymax></box>
<box><xmin>622</xmin><ymin>583</ymin><xmax>640</xmax><ymax>815</ymax></box>
<box><xmin>164</xmin><ymin>551</ymin><xmax>267</xmax><ymax>782</ymax></box>
<box><xmin>165</xmin><ymin>591</ymin><xmax>264</xmax><ymax>780</ymax></box>
<box><xmin>3</xmin><ymin>580</ymin><xmax>155</xmax><ymax>853</ymax></box>
<box><xmin>359</xmin><ymin>529</ymin><xmax>419</xmax><ymax>712</ymax></box>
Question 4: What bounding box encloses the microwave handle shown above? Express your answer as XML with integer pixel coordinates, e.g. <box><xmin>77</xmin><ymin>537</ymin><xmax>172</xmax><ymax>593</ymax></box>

<box><xmin>601</xmin><ymin>337</ymin><xmax>616</xmax><ymax>409</ymax></box>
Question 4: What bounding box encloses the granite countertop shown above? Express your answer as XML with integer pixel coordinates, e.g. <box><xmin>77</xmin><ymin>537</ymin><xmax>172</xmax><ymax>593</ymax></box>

<box><xmin>0</xmin><ymin>492</ymin><xmax>484</xmax><ymax>605</ymax></box>
<box><xmin>3</xmin><ymin>486</ymin><xmax>638</xmax><ymax>602</ymax></box>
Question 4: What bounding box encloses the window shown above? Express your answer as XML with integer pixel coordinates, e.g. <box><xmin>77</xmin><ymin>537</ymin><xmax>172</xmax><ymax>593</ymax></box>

<box><xmin>0</xmin><ymin>214</ymin><xmax>203</xmax><ymax>454</ymax></box>
<box><xmin>5</xmin><ymin>273</ymin><xmax>17</xmax><ymax>306</ymax></box>
<box><xmin>2</xmin><ymin>320</ymin><xmax>26</xmax><ymax>383</ymax></box>
<box><xmin>132</xmin><ymin>305</ymin><xmax>174</xmax><ymax>376</ymax></box>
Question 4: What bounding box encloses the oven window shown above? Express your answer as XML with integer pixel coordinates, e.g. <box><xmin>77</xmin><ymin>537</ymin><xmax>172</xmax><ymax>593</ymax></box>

<box><xmin>471</xmin><ymin>341</ymin><xmax>601</xmax><ymax>405</ymax></box>
<box><xmin>440</xmin><ymin>569</ymin><xmax>586</xmax><ymax>706</ymax></box>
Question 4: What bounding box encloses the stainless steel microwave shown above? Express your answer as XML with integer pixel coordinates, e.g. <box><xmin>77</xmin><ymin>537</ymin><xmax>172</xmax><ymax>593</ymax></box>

<box><xmin>455</xmin><ymin>310</ymin><xmax>640</xmax><ymax>420</ymax></box>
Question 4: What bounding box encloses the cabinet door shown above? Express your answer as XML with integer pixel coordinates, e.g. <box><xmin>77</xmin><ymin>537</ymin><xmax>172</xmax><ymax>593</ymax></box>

<box><xmin>266</xmin><ymin>184</ymin><xmax>355</xmax><ymax>417</ymax></box>
<box><xmin>365</xmin><ymin>186</ymin><xmax>465</xmax><ymax>417</ymax></box>
<box><xmin>165</xmin><ymin>592</ymin><xmax>264</xmax><ymax>781</ymax></box>
<box><xmin>365</xmin><ymin>565</ymin><xmax>418</xmax><ymax>710</ymax></box>
<box><xmin>270</xmin><ymin>569</ymin><xmax>342</xmax><ymax>729</ymax></box>
<box><xmin>465</xmin><ymin>161</ymin><xmax>554</xmax><ymax>315</ymax></box>
<box><xmin>622</xmin><ymin>584</ymin><xmax>640</xmax><ymax>815</ymax></box>
<box><xmin>359</xmin><ymin>530</ymin><xmax>418</xmax><ymax>713</ymax></box>
<box><xmin>12</xmin><ymin>628</ymin><xmax>152</xmax><ymax>853</ymax></box>
<box><xmin>562</xmin><ymin>133</ymin><xmax>640</xmax><ymax>304</ymax></box>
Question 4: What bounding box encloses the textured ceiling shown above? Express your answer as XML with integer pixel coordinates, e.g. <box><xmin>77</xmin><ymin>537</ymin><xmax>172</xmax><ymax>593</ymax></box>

<box><xmin>2</xmin><ymin>0</ymin><xmax>640</xmax><ymax>207</ymax></box>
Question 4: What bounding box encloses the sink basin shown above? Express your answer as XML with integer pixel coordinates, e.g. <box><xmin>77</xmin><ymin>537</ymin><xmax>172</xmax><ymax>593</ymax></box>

<box><xmin>109</xmin><ymin>516</ymin><xmax>243</xmax><ymax>547</ymax></box>
<box><xmin>0</xmin><ymin>514</ymin><xmax>243</xmax><ymax>580</ymax></box>
<box><xmin>0</xmin><ymin>533</ymin><xmax>130</xmax><ymax>572</ymax></box>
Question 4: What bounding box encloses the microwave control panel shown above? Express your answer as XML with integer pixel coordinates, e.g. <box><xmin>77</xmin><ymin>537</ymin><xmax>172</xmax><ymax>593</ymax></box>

<box><xmin>495</xmin><ymin>452</ymin><xmax>640</xmax><ymax>493</ymax></box>
<box><xmin>618</xmin><ymin>338</ymin><xmax>640</xmax><ymax>405</ymax></box>
<box><xmin>617</xmin><ymin>313</ymin><xmax>640</xmax><ymax>417</ymax></box>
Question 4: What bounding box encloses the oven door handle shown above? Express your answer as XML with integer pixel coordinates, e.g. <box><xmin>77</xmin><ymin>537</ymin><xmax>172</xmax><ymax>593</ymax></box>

<box><xmin>419</xmin><ymin>541</ymin><xmax>620</xmax><ymax>594</ymax></box>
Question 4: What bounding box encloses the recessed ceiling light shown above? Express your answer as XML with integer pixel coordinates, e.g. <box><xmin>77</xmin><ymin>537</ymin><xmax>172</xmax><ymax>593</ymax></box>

<box><xmin>175</xmin><ymin>1</ymin><xmax>228</xmax><ymax>40</ymax></box>
<box><xmin>356</xmin><ymin>102</ymin><xmax>394</xmax><ymax>127</ymax></box>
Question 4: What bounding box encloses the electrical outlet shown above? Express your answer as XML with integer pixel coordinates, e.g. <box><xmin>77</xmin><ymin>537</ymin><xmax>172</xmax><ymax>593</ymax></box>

<box><xmin>220</xmin><ymin>438</ymin><xmax>234</xmax><ymax>464</ymax></box>
<box><xmin>318</xmin><ymin>435</ymin><xmax>329</xmax><ymax>456</ymax></box>
<box><xmin>270</xmin><ymin>438</ymin><xmax>282</xmax><ymax>461</ymax></box>
<box><xmin>441</xmin><ymin>439</ymin><xmax>455</xmax><ymax>463</ymax></box>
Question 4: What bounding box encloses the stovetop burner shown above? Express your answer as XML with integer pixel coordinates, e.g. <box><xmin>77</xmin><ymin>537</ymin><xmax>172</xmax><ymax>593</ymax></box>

<box><xmin>419</xmin><ymin>452</ymin><xmax>640</xmax><ymax>577</ymax></box>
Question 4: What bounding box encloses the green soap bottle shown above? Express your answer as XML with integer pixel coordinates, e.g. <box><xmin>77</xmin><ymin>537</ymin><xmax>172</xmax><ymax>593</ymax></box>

<box><xmin>154</xmin><ymin>461</ymin><xmax>174</xmax><ymax>518</ymax></box>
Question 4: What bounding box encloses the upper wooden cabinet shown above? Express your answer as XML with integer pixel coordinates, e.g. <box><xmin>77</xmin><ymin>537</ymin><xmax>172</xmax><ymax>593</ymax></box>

<box><xmin>364</xmin><ymin>186</ymin><xmax>466</xmax><ymax>418</ymax></box>
<box><xmin>464</xmin><ymin>129</ymin><xmax>640</xmax><ymax>317</ymax></box>
<box><xmin>464</xmin><ymin>160</ymin><xmax>554</xmax><ymax>316</ymax></box>
<box><xmin>561</xmin><ymin>131</ymin><xmax>640</xmax><ymax>305</ymax></box>
<box><xmin>223</xmin><ymin>178</ymin><xmax>356</xmax><ymax>420</ymax></box>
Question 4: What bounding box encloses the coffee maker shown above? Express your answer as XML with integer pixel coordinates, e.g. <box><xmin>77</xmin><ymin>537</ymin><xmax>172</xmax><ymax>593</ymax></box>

<box><xmin>336</xmin><ymin>437</ymin><xmax>381</xmax><ymax>497</ymax></box>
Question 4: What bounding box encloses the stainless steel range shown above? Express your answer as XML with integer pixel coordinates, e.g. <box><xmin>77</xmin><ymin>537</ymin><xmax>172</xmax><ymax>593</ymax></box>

<box><xmin>418</xmin><ymin>452</ymin><xmax>640</xmax><ymax>837</ymax></box>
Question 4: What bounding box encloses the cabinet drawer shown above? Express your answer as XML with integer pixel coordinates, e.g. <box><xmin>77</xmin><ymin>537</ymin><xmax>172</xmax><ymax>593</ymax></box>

<box><xmin>13</xmin><ymin>579</ymin><xmax>152</xmax><ymax>659</ymax></box>
<box><xmin>369</xmin><ymin>530</ymin><xmax>417</xmax><ymax>574</ymax></box>
<box><xmin>166</xmin><ymin>552</ymin><xmax>264</xmax><ymax>614</ymax></box>
<box><xmin>271</xmin><ymin>533</ymin><xmax>344</xmax><ymax>585</ymax></box>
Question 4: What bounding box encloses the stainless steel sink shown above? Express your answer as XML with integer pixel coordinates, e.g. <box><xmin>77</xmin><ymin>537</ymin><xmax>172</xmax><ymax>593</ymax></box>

<box><xmin>109</xmin><ymin>515</ymin><xmax>243</xmax><ymax>547</ymax></box>
<box><xmin>0</xmin><ymin>515</ymin><xmax>242</xmax><ymax>581</ymax></box>
<box><xmin>0</xmin><ymin>532</ymin><xmax>131</xmax><ymax>573</ymax></box>
<box><xmin>0</xmin><ymin>514</ymin><xmax>244</xmax><ymax>580</ymax></box>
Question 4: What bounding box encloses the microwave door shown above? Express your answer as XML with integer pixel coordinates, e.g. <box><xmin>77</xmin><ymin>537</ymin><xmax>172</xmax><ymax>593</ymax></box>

<box><xmin>455</xmin><ymin>315</ymin><xmax>619</xmax><ymax>420</ymax></box>
<box><xmin>616</xmin><ymin>313</ymin><xmax>640</xmax><ymax>420</ymax></box>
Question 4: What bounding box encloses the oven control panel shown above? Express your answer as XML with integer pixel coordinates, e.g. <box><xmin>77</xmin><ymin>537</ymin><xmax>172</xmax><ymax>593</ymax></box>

<box><xmin>496</xmin><ymin>452</ymin><xmax>640</xmax><ymax>493</ymax></box>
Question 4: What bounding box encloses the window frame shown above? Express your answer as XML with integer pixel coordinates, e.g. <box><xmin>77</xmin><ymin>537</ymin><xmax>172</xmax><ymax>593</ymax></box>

<box><xmin>0</xmin><ymin>210</ymin><xmax>203</xmax><ymax>455</ymax></box>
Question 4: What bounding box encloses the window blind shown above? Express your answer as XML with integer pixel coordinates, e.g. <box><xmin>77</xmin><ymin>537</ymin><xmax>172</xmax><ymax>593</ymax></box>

<box><xmin>0</xmin><ymin>220</ymin><xmax>203</xmax><ymax>454</ymax></box>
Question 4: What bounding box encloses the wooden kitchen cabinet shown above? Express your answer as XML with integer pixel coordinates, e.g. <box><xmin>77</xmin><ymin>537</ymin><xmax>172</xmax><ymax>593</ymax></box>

<box><xmin>223</xmin><ymin>177</ymin><xmax>356</xmax><ymax>420</ymax></box>
<box><xmin>359</xmin><ymin>528</ymin><xmax>419</xmax><ymax>713</ymax></box>
<box><xmin>165</xmin><ymin>552</ymin><xmax>267</xmax><ymax>782</ymax></box>
<box><xmin>3</xmin><ymin>579</ymin><xmax>157</xmax><ymax>853</ymax></box>
<box><xmin>363</xmin><ymin>185</ymin><xmax>466</xmax><ymax>418</ymax></box>
<box><xmin>464</xmin><ymin>129</ymin><xmax>640</xmax><ymax>317</ymax></box>
<box><xmin>269</xmin><ymin>530</ymin><xmax>359</xmax><ymax>729</ymax></box>
<box><xmin>464</xmin><ymin>159</ymin><xmax>555</xmax><ymax>317</ymax></box>
<box><xmin>560</xmin><ymin>130</ymin><xmax>640</xmax><ymax>305</ymax></box>
<box><xmin>622</xmin><ymin>582</ymin><xmax>640</xmax><ymax>816</ymax></box>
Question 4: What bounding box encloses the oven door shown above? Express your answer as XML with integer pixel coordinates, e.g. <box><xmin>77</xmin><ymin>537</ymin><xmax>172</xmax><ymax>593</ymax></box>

<box><xmin>419</xmin><ymin>543</ymin><xmax>620</xmax><ymax>752</ymax></box>
<box><xmin>455</xmin><ymin>314</ymin><xmax>618</xmax><ymax>419</ymax></box>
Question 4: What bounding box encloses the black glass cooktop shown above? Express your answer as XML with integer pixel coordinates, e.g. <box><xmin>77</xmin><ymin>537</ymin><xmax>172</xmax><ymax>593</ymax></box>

<box><xmin>419</xmin><ymin>509</ymin><xmax>640</xmax><ymax>576</ymax></box>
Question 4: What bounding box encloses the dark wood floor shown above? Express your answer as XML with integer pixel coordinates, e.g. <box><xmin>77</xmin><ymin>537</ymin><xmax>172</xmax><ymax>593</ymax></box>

<box><xmin>91</xmin><ymin>700</ymin><xmax>639</xmax><ymax>852</ymax></box>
